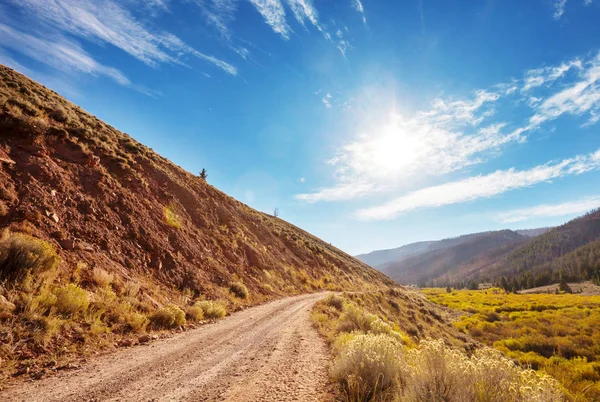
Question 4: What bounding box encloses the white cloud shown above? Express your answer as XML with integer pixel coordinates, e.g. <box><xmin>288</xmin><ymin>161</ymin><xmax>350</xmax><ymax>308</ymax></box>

<box><xmin>352</xmin><ymin>0</ymin><xmax>366</xmax><ymax>24</ymax></box>
<box><xmin>529</xmin><ymin>53</ymin><xmax>600</xmax><ymax>126</ymax></box>
<box><xmin>12</xmin><ymin>0</ymin><xmax>237</xmax><ymax>75</ymax></box>
<box><xmin>496</xmin><ymin>196</ymin><xmax>600</xmax><ymax>223</ymax></box>
<box><xmin>299</xmin><ymin>177</ymin><xmax>306</xmax><ymax>183</ymax></box>
<box><xmin>286</xmin><ymin>0</ymin><xmax>319</xmax><ymax>29</ymax></box>
<box><xmin>355</xmin><ymin>148</ymin><xmax>600</xmax><ymax>221</ymax></box>
<box><xmin>248</xmin><ymin>0</ymin><xmax>291</xmax><ymax>39</ymax></box>
<box><xmin>522</xmin><ymin>59</ymin><xmax>582</xmax><ymax>92</ymax></box>
<box><xmin>553</xmin><ymin>0</ymin><xmax>567</xmax><ymax>19</ymax></box>
<box><xmin>0</xmin><ymin>23</ymin><xmax>130</xmax><ymax>85</ymax></box>
<box><xmin>296</xmin><ymin>89</ymin><xmax>521</xmax><ymax>203</ymax></box>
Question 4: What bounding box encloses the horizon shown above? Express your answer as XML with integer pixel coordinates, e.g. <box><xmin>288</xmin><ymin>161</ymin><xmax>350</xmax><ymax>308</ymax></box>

<box><xmin>2</xmin><ymin>0</ymin><xmax>600</xmax><ymax>255</ymax></box>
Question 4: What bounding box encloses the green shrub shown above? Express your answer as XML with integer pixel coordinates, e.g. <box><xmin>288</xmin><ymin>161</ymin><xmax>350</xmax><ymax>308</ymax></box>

<box><xmin>194</xmin><ymin>300</ymin><xmax>226</xmax><ymax>319</ymax></box>
<box><xmin>149</xmin><ymin>304</ymin><xmax>186</xmax><ymax>328</ymax></box>
<box><xmin>124</xmin><ymin>311</ymin><xmax>149</xmax><ymax>333</ymax></box>
<box><xmin>230</xmin><ymin>282</ymin><xmax>249</xmax><ymax>299</ymax></box>
<box><xmin>54</xmin><ymin>284</ymin><xmax>89</xmax><ymax>316</ymax></box>
<box><xmin>27</xmin><ymin>289</ymin><xmax>57</xmax><ymax>315</ymax></box>
<box><xmin>0</xmin><ymin>232</ymin><xmax>58</xmax><ymax>285</ymax></box>
<box><xmin>164</xmin><ymin>206</ymin><xmax>181</xmax><ymax>229</ymax></box>
<box><xmin>186</xmin><ymin>305</ymin><xmax>204</xmax><ymax>321</ymax></box>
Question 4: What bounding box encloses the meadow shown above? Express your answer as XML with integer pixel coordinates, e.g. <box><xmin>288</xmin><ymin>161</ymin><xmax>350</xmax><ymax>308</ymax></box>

<box><xmin>312</xmin><ymin>292</ymin><xmax>562</xmax><ymax>401</ymax></box>
<box><xmin>423</xmin><ymin>288</ymin><xmax>600</xmax><ymax>401</ymax></box>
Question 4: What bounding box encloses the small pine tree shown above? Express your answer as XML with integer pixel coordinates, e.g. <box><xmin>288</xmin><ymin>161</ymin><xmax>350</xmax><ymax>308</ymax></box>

<box><xmin>559</xmin><ymin>277</ymin><xmax>573</xmax><ymax>294</ymax></box>
<box><xmin>199</xmin><ymin>168</ymin><xmax>208</xmax><ymax>181</ymax></box>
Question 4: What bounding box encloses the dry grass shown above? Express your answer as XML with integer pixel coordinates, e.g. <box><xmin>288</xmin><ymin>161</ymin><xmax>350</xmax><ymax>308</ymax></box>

<box><xmin>324</xmin><ymin>294</ymin><xmax>344</xmax><ymax>310</ymax></box>
<box><xmin>331</xmin><ymin>333</ymin><xmax>404</xmax><ymax>401</ymax></box>
<box><xmin>424</xmin><ymin>288</ymin><xmax>600</xmax><ymax>399</ymax></box>
<box><xmin>0</xmin><ymin>231</ymin><xmax>59</xmax><ymax>286</ymax></box>
<box><xmin>149</xmin><ymin>304</ymin><xmax>186</xmax><ymax>329</ymax></box>
<box><xmin>313</xmin><ymin>294</ymin><xmax>564</xmax><ymax>402</ymax></box>
<box><xmin>229</xmin><ymin>281</ymin><xmax>249</xmax><ymax>299</ymax></box>
<box><xmin>92</xmin><ymin>267</ymin><xmax>114</xmax><ymax>288</ymax></box>
<box><xmin>186</xmin><ymin>305</ymin><xmax>204</xmax><ymax>321</ymax></box>
<box><xmin>53</xmin><ymin>284</ymin><xmax>89</xmax><ymax>317</ymax></box>
<box><xmin>337</xmin><ymin>304</ymin><xmax>376</xmax><ymax>333</ymax></box>
<box><xmin>194</xmin><ymin>300</ymin><xmax>226</xmax><ymax>319</ymax></box>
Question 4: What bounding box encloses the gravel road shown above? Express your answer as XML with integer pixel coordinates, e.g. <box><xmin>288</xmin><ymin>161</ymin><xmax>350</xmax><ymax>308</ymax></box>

<box><xmin>1</xmin><ymin>293</ymin><xmax>335</xmax><ymax>401</ymax></box>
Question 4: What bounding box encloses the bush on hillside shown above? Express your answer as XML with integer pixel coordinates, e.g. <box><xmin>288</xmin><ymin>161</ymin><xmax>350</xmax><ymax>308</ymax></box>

<box><xmin>54</xmin><ymin>284</ymin><xmax>89</xmax><ymax>316</ymax></box>
<box><xmin>337</xmin><ymin>304</ymin><xmax>376</xmax><ymax>333</ymax></box>
<box><xmin>149</xmin><ymin>304</ymin><xmax>186</xmax><ymax>329</ymax></box>
<box><xmin>325</xmin><ymin>294</ymin><xmax>344</xmax><ymax>311</ymax></box>
<box><xmin>230</xmin><ymin>281</ymin><xmax>249</xmax><ymax>299</ymax></box>
<box><xmin>186</xmin><ymin>305</ymin><xmax>204</xmax><ymax>322</ymax></box>
<box><xmin>92</xmin><ymin>267</ymin><xmax>114</xmax><ymax>288</ymax></box>
<box><xmin>0</xmin><ymin>231</ymin><xmax>58</xmax><ymax>286</ymax></box>
<box><xmin>194</xmin><ymin>300</ymin><xmax>226</xmax><ymax>319</ymax></box>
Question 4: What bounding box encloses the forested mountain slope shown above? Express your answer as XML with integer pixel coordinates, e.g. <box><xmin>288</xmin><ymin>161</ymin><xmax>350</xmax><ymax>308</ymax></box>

<box><xmin>380</xmin><ymin>230</ymin><xmax>528</xmax><ymax>285</ymax></box>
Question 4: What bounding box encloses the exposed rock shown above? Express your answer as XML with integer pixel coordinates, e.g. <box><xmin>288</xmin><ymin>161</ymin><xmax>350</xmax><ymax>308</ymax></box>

<box><xmin>117</xmin><ymin>339</ymin><xmax>133</xmax><ymax>347</ymax></box>
<box><xmin>45</xmin><ymin>210</ymin><xmax>59</xmax><ymax>223</ymax></box>
<box><xmin>76</xmin><ymin>242</ymin><xmax>94</xmax><ymax>252</ymax></box>
<box><xmin>60</xmin><ymin>239</ymin><xmax>75</xmax><ymax>250</ymax></box>
<box><xmin>138</xmin><ymin>334</ymin><xmax>151</xmax><ymax>344</ymax></box>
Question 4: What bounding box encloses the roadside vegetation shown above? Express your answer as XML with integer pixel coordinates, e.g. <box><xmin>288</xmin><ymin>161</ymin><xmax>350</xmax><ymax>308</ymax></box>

<box><xmin>424</xmin><ymin>288</ymin><xmax>600</xmax><ymax>401</ymax></box>
<box><xmin>313</xmin><ymin>292</ymin><xmax>563</xmax><ymax>401</ymax></box>
<box><xmin>0</xmin><ymin>230</ymin><xmax>232</xmax><ymax>382</ymax></box>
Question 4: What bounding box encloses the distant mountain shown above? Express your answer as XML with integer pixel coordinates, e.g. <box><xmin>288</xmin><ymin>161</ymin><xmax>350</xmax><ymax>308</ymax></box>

<box><xmin>374</xmin><ymin>212</ymin><xmax>600</xmax><ymax>290</ymax></box>
<box><xmin>356</xmin><ymin>228</ymin><xmax>550</xmax><ymax>270</ymax></box>
<box><xmin>380</xmin><ymin>230</ymin><xmax>528</xmax><ymax>285</ymax></box>
<box><xmin>355</xmin><ymin>241</ymin><xmax>436</xmax><ymax>268</ymax></box>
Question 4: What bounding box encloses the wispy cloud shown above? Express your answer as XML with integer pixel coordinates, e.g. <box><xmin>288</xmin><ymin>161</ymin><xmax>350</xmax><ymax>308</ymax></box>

<box><xmin>496</xmin><ymin>196</ymin><xmax>600</xmax><ymax>223</ymax></box>
<box><xmin>521</xmin><ymin>59</ymin><xmax>582</xmax><ymax>92</ymax></box>
<box><xmin>12</xmin><ymin>0</ymin><xmax>237</xmax><ymax>75</ymax></box>
<box><xmin>286</xmin><ymin>0</ymin><xmax>319</xmax><ymax>29</ymax></box>
<box><xmin>553</xmin><ymin>0</ymin><xmax>567</xmax><ymax>19</ymax></box>
<box><xmin>529</xmin><ymin>52</ymin><xmax>600</xmax><ymax>127</ymax></box>
<box><xmin>352</xmin><ymin>0</ymin><xmax>367</xmax><ymax>24</ymax></box>
<box><xmin>355</xmin><ymin>149</ymin><xmax>600</xmax><ymax>221</ymax></box>
<box><xmin>248</xmin><ymin>0</ymin><xmax>291</xmax><ymax>39</ymax></box>
<box><xmin>0</xmin><ymin>22</ymin><xmax>130</xmax><ymax>85</ymax></box>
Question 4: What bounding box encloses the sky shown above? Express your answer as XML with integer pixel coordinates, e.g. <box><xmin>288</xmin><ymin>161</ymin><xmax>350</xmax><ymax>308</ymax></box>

<box><xmin>1</xmin><ymin>0</ymin><xmax>600</xmax><ymax>255</ymax></box>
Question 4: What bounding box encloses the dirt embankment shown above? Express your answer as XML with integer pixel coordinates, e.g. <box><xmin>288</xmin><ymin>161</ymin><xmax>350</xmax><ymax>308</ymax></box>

<box><xmin>1</xmin><ymin>293</ymin><xmax>335</xmax><ymax>402</ymax></box>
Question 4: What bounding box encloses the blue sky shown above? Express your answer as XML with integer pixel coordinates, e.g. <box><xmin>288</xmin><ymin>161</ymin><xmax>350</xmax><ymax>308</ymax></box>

<box><xmin>1</xmin><ymin>0</ymin><xmax>600</xmax><ymax>255</ymax></box>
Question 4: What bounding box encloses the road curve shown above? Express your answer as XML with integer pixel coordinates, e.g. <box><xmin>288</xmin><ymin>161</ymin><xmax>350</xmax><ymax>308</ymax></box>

<box><xmin>1</xmin><ymin>293</ymin><xmax>335</xmax><ymax>402</ymax></box>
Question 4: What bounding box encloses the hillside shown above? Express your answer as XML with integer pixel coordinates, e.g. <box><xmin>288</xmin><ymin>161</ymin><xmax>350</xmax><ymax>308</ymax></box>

<box><xmin>380</xmin><ymin>211</ymin><xmax>600</xmax><ymax>290</ymax></box>
<box><xmin>380</xmin><ymin>230</ymin><xmax>528</xmax><ymax>285</ymax></box>
<box><xmin>0</xmin><ymin>65</ymin><xmax>416</xmax><ymax>381</ymax></box>
<box><xmin>356</xmin><ymin>231</ymin><xmax>507</xmax><ymax>269</ymax></box>
<box><xmin>462</xmin><ymin>210</ymin><xmax>600</xmax><ymax>290</ymax></box>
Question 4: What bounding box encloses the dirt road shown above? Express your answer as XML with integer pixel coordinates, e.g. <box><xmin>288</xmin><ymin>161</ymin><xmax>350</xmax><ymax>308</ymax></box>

<box><xmin>1</xmin><ymin>293</ymin><xmax>335</xmax><ymax>402</ymax></box>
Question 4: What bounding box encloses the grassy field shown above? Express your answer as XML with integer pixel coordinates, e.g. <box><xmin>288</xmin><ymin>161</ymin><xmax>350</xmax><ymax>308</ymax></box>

<box><xmin>423</xmin><ymin>288</ymin><xmax>600</xmax><ymax>401</ymax></box>
<box><xmin>312</xmin><ymin>292</ymin><xmax>562</xmax><ymax>401</ymax></box>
